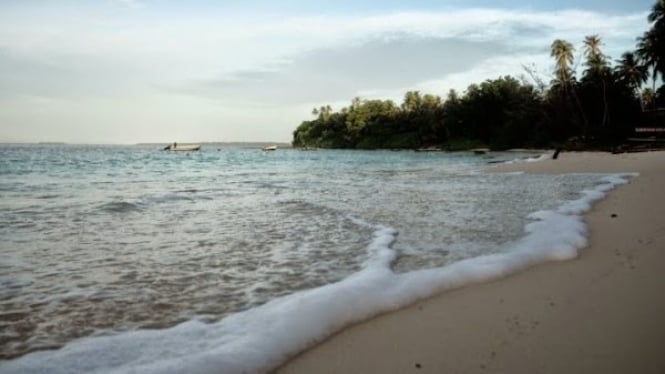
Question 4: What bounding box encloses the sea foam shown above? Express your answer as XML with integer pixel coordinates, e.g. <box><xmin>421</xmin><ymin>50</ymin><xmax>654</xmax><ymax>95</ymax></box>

<box><xmin>0</xmin><ymin>173</ymin><xmax>635</xmax><ymax>374</ymax></box>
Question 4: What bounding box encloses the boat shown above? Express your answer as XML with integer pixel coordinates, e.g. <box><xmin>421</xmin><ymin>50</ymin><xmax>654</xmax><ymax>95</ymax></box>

<box><xmin>261</xmin><ymin>145</ymin><xmax>278</xmax><ymax>151</ymax></box>
<box><xmin>163</xmin><ymin>143</ymin><xmax>201</xmax><ymax>151</ymax></box>
<box><xmin>471</xmin><ymin>148</ymin><xmax>489</xmax><ymax>155</ymax></box>
<box><xmin>415</xmin><ymin>146</ymin><xmax>442</xmax><ymax>152</ymax></box>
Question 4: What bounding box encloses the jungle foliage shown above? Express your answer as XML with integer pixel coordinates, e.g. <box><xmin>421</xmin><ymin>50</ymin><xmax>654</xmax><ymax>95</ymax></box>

<box><xmin>292</xmin><ymin>1</ymin><xmax>664</xmax><ymax>150</ymax></box>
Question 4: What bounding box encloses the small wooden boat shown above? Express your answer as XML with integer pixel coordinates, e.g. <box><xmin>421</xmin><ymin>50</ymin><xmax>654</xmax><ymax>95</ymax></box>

<box><xmin>261</xmin><ymin>145</ymin><xmax>278</xmax><ymax>151</ymax></box>
<box><xmin>164</xmin><ymin>143</ymin><xmax>201</xmax><ymax>151</ymax></box>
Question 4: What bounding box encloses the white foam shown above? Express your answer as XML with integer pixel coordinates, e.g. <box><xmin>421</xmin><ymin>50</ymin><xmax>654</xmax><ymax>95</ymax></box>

<box><xmin>525</xmin><ymin>153</ymin><xmax>551</xmax><ymax>162</ymax></box>
<box><xmin>501</xmin><ymin>152</ymin><xmax>551</xmax><ymax>165</ymax></box>
<box><xmin>0</xmin><ymin>173</ymin><xmax>635</xmax><ymax>374</ymax></box>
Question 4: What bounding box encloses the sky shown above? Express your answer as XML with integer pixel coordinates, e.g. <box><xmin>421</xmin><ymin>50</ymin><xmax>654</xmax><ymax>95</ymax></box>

<box><xmin>0</xmin><ymin>0</ymin><xmax>656</xmax><ymax>144</ymax></box>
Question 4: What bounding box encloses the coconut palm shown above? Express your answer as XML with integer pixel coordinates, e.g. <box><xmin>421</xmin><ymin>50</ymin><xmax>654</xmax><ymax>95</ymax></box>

<box><xmin>636</xmin><ymin>30</ymin><xmax>664</xmax><ymax>104</ymax></box>
<box><xmin>615</xmin><ymin>52</ymin><xmax>648</xmax><ymax>99</ymax></box>
<box><xmin>584</xmin><ymin>35</ymin><xmax>601</xmax><ymax>54</ymax></box>
<box><xmin>551</xmin><ymin>39</ymin><xmax>575</xmax><ymax>86</ymax></box>
<box><xmin>648</xmin><ymin>0</ymin><xmax>665</xmax><ymax>23</ymax></box>
<box><xmin>637</xmin><ymin>1</ymin><xmax>665</xmax><ymax>97</ymax></box>
<box><xmin>583</xmin><ymin>35</ymin><xmax>608</xmax><ymax>74</ymax></box>
<box><xmin>583</xmin><ymin>35</ymin><xmax>610</xmax><ymax>126</ymax></box>
<box><xmin>642</xmin><ymin>88</ymin><xmax>656</xmax><ymax>109</ymax></box>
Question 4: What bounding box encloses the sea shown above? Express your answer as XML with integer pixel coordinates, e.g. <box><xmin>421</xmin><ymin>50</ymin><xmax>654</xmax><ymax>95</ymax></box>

<box><xmin>0</xmin><ymin>144</ymin><xmax>632</xmax><ymax>373</ymax></box>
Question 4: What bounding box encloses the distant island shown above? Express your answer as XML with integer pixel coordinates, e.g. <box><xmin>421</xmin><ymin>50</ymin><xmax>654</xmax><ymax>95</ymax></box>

<box><xmin>135</xmin><ymin>142</ymin><xmax>293</xmax><ymax>149</ymax></box>
<box><xmin>292</xmin><ymin>1</ymin><xmax>665</xmax><ymax>151</ymax></box>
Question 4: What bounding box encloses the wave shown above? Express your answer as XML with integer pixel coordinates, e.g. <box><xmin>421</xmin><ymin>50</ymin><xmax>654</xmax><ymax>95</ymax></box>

<box><xmin>0</xmin><ymin>173</ymin><xmax>635</xmax><ymax>374</ymax></box>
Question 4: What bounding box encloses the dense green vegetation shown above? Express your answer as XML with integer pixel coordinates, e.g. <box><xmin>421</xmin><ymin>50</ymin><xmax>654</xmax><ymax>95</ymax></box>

<box><xmin>292</xmin><ymin>1</ymin><xmax>665</xmax><ymax>150</ymax></box>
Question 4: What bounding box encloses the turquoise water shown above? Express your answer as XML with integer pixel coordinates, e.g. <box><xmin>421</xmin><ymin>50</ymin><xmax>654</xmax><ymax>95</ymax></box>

<box><xmin>0</xmin><ymin>144</ymin><xmax>613</xmax><ymax>370</ymax></box>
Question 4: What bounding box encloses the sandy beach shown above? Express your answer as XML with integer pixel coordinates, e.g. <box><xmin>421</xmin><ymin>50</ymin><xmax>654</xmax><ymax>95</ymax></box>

<box><xmin>277</xmin><ymin>151</ymin><xmax>665</xmax><ymax>374</ymax></box>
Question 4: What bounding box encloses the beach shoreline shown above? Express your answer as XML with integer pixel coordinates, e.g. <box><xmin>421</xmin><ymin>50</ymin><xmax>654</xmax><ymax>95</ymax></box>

<box><xmin>277</xmin><ymin>151</ymin><xmax>665</xmax><ymax>374</ymax></box>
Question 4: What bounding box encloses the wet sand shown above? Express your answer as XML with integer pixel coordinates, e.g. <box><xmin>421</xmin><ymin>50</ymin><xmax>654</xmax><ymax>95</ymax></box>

<box><xmin>277</xmin><ymin>151</ymin><xmax>665</xmax><ymax>374</ymax></box>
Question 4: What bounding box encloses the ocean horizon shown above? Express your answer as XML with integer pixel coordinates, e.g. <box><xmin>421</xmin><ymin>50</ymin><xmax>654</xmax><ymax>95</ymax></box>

<box><xmin>0</xmin><ymin>144</ymin><xmax>631</xmax><ymax>373</ymax></box>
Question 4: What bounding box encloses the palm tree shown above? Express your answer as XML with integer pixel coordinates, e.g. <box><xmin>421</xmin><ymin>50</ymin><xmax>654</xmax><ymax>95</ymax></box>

<box><xmin>583</xmin><ymin>35</ymin><xmax>609</xmax><ymax>127</ymax></box>
<box><xmin>637</xmin><ymin>1</ymin><xmax>665</xmax><ymax>100</ymax></box>
<box><xmin>616</xmin><ymin>52</ymin><xmax>648</xmax><ymax>89</ymax></box>
<box><xmin>637</xmin><ymin>30</ymin><xmax>662</xmax><ymax>93</ymax></box>
<box><xmin>551</xmin><ymin>39</ymin><xmax>575</xmax><ymax>87</ymax></box>
<box><xmin>318</xmin><ymin>105</ymin><xmax>332</xmax><ymax>121</ymax></box>
<box><xmin>648</xmin><ymin>0</ymin><xmax>665</xmax><ymax>24</ymax></box>
<box><xmin>615</xmin><ymin>52</ymin><xmax>648</xmax><ymax>107</ymax></box>
<box><xmin>551</xmin><ymin>39</ymin><xmax>587</xmax><ymax>132</ymax></box>
<box><xmin>583</xmin><ymin>35</ymin><xmax>608</xmax><ymax>74</ymax></box>
<box><xmin>642</xmin><ymin>88</ymin><xmax>656</xmax><ymax>109</ymax></box>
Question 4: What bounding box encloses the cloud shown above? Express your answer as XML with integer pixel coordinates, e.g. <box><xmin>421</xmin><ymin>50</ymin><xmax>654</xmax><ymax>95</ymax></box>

<box><xmin>181</xmin><ymin>36</ymin><xmax>516</xmax><ymax>104</ymax></box>
<box><xmin>0</xmin><ymin>3</ymin><xmax>651</xmax><ymax>142</ymax></box>
<box><xmin>171</xmin><ymin>8</ymin><xmax>648</xmax><ymax>104</ymax></box>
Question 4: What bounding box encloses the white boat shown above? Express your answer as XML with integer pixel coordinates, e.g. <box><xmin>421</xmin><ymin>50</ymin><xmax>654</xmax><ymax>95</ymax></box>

<box><xmin>261</xmin><ymin>145</ymin><xmax>278</xmax><ymax>151</ymax></box>
<box><xmin>164</xmin><ymin>143</ymin><xmax>201</xmax><ymax>151</ymax></box>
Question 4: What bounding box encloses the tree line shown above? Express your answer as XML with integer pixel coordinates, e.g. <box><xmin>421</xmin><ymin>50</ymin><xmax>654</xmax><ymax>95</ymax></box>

<box><xmin>292</xmin><ymin>1</ymin><xmax>665</xmax><ymax>150</ymax></box>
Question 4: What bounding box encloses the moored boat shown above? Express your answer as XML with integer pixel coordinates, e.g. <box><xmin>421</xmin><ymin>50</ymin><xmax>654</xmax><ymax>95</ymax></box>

<box><xmin>164</xmin><ymin>143</ymin><xmax>201</xmax><ymax>151</ymax></box>
<box><xmin>261</xmin><ymin>145</ymin><xmax>278</xmax><ymax>151</ymax></box>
